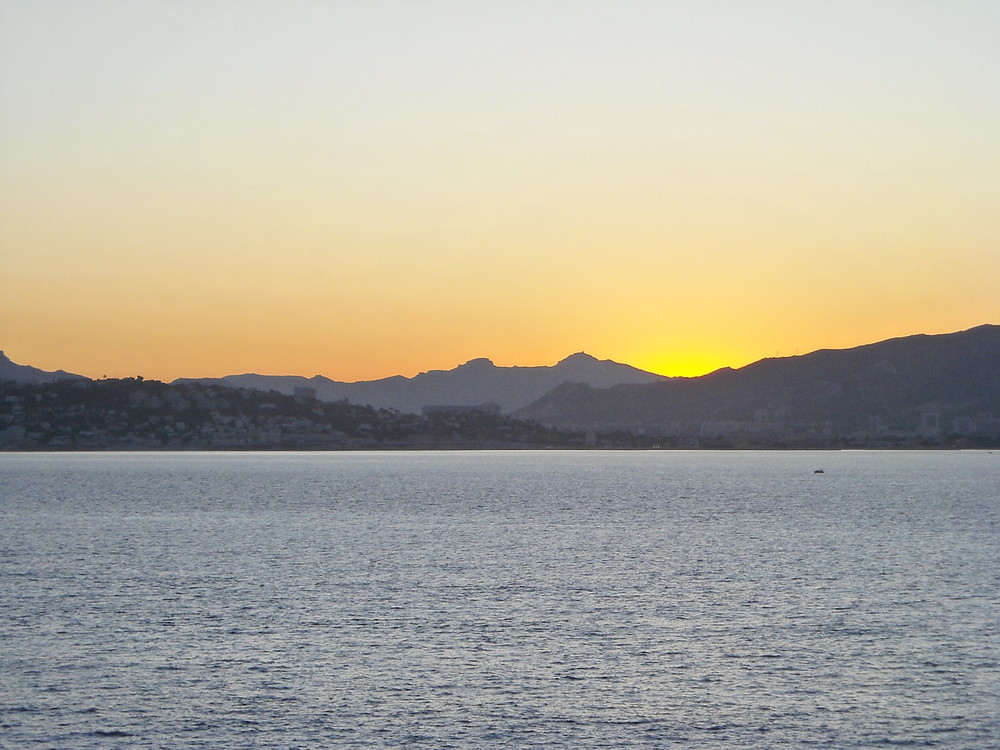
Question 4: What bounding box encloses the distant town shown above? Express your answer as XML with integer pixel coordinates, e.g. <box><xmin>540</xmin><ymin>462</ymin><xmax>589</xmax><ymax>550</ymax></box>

<box><xmin>0</xmin><ymin>378</ymin><xmax>652</xmax><ymax>451</ymax></box>
<box><xmin>2</xmin><ymin>376</ymin><xmax>995</xmax><ymax>451</ymax></box>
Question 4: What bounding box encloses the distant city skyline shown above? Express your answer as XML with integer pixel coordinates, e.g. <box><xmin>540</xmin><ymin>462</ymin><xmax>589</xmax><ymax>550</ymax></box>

<box><xmin>2</xmin><ymin>1</ymin><xmax>998</xmax><ymax>382</ymax></box>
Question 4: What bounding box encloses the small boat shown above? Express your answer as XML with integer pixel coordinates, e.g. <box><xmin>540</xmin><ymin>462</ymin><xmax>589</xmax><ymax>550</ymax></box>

<box><xmin>813</xmin><ymin>469</ymin><xmax>825</xmax><ymax>473</ymax></box>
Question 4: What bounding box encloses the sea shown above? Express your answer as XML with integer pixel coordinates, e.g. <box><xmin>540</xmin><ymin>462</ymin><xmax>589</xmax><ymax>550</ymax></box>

<box><xmin>1</xmin><ymin>450</ymin><xmax>997</xmax><ymax>749</ymax></box>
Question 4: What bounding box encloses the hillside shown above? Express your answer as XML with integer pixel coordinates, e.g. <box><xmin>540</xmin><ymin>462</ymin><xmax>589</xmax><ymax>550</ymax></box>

<box><xmin>0</xmin><ymin>351</ymin><xmax>87</xmax><ymax>385</ymax></box>
<box><xmin>513</xmin><ymin>325</ymin><xmax>1000</xmax><ymax>446</ymax></box>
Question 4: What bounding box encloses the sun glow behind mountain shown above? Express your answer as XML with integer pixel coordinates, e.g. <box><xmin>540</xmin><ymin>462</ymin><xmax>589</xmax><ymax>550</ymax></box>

<box><xmin>2</xmin><ymin>2</ymin><xmax>998</xmax><ymax>381</ymax></box>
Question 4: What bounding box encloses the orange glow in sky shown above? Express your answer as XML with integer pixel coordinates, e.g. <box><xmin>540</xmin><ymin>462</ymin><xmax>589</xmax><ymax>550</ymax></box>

<box><xmin>2</xmin><ymin>2</ymin><xmax>998</xmax><ymax>382</ymax></box>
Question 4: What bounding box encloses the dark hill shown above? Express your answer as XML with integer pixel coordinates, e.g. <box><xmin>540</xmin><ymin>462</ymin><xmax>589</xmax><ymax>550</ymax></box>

<box><xmin>0</xmin><ymin>351</ymin><xmax>87</xmax><ymax>384</ymax></box>
<box><xmin>513</xmin><ymin>325</ymin><xmax>1000</xmax><ymax>444</ymax></box>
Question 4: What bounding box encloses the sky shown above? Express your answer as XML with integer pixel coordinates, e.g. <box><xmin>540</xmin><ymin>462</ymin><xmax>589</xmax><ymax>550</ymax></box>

<box><xmin>2</xmin><ymin>1</ymin><xmax>998</xmax><ymax>382</ymax></box>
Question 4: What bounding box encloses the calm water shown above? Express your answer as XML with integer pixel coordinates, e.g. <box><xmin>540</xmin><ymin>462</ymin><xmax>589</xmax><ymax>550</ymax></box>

<box><xmin>1</xmin><ymin>450</ymin><xmax>998</xmax><ymax>749</ymax></box>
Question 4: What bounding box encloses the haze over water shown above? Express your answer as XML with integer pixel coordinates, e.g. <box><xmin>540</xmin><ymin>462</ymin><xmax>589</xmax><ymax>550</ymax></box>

<box><xmin>2</xmin><ymin>450</ymin><xmax>997</xmax><ymax>748</ymax></box>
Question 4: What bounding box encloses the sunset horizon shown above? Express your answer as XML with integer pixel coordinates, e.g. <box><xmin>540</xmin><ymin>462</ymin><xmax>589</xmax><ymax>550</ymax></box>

<box><xmin>3</xmin><ymin>320</ymin><xmax>996</xmax><ymax>384</ymax></box>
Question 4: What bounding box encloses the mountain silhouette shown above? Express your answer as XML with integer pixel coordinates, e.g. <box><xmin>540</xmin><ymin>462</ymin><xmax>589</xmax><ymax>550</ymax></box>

<box><xmin>0</xmin><ymin>351</ymin><xmax>87</xmax><ymax>385</ymax></box>
<box><xmin>6</xmin><ymin>325</ymin><xmax>998</xmax><ymax>442</ymax></box>
<box><xmin>174</xmin><ymin>352</ymin><xmax>667</xmax><ymax>414</ymax></box>
<box><xmin>512</xmin><ymin>325</ymin><xmax>1000</xmax><ymax>441</ymax></box>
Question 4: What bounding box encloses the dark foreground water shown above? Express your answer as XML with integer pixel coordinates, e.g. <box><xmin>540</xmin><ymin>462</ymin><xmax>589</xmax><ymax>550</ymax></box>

<box><xmin>1</xmin><ymin>450</ymin><xmax>998</xmax><ymax>749</ymax></box>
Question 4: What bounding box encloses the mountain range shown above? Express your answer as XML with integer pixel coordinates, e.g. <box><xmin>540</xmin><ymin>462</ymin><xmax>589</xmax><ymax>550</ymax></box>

<box><xmin>174</xmin><ymin>353</ymin><xmax>666</xmax><ymax>414</ymax></box>
<box><xmin>4</xmin><ymin>325</ymin><xmax>999</xmax><ymax>444</ymax></box>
